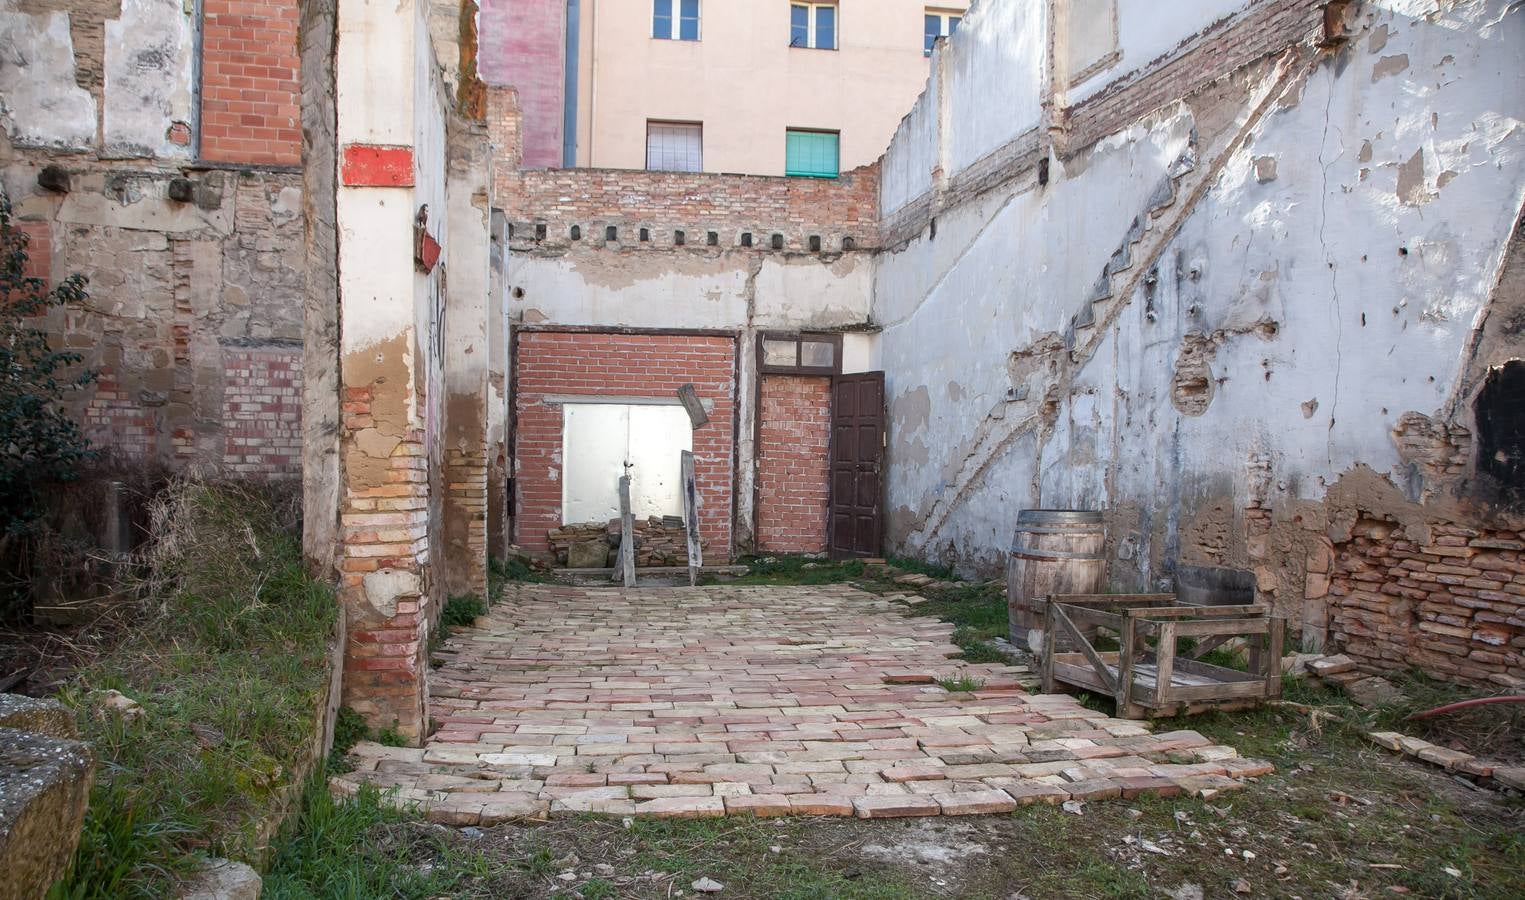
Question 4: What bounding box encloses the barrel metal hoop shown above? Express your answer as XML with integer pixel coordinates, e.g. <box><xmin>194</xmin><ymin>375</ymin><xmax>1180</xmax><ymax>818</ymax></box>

<box><xmin>1014</xmin><ymin>525</ymin><xmax>1106</xmax><ymax>535</ymax></box>
<box><xmin>1012</xmin><ymin>547</ymin><xmax>1106</xmax><ymax>561</ymax></box>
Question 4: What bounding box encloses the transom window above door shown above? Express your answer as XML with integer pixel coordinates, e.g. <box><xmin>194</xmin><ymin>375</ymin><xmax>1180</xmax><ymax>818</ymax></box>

<box><xmin>924</xmin><ymin>9</ymin><xmax>961</xmax><ymax>55</ymax></box>
<box><xmin>790</xmin><ymin>2</ymin><xmax>837</xmax><ymax>50</ymax></box>
<box><xmin>654</xmin><ymin>0</ymin><xmax>700</xmax><ymax>41</ymax></box>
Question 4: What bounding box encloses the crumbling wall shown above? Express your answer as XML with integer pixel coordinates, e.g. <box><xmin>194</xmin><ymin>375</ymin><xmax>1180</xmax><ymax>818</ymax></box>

<box><xmin>873</xmin><ymin>0</ymin><xmax>1525</xmax><ymax>686</ymax></box>
<box><xmin>1</xmin><ymin>0</ymin><xmax>306</xmax><ymax>478</ymax></box>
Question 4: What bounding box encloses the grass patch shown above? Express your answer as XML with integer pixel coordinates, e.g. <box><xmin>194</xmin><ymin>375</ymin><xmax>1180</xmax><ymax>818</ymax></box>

<box><xmin>264</xmin><ymin>779</ymin><xmax>504</xmax><ymax>899</ymax></box>
<box><xmin>50</xmin><ymin>481</ymin><xmax>337</xmax><ymax>899</ymax></box>
<box><xmin>936</xmin><ymin>674</ymin><xmax>985</xmax><ymax>693</ymax></box>
<box><xmin>884</xmin><ymin>554</ymin><xmax>954</xmax><ymax>581</ymax></box>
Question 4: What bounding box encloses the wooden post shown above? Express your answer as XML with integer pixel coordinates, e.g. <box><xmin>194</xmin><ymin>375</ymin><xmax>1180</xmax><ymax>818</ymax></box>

<box><xmin>617</xmin><ymin>474</ymin><xmax>635</xmax><ymax>588</ymax></box>
<box><xmin>1266</xmin><ymin>616</ymin><xmax>1285</xmax><ymax>699</ymax></box>
<box><xmin>1154</xmin><ymin>622</ymin><xmax>1177</xmax><ymax>706</ymax></box>
<box><xmin>680</xmin><ymin>450</ymin><xmax>701</xmax><ymax>587</ymax></box>
<box><xmin>1117</xmin><ymin>610</ymin><xmax>1137</xmax><ymax>715</ymax></box>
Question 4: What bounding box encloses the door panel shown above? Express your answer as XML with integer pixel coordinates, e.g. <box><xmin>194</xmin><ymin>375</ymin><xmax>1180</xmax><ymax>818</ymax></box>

<box><xmin>828</xmin><ymin>372</ymin><xmax>885</xmax><ymax>559</ymax></box>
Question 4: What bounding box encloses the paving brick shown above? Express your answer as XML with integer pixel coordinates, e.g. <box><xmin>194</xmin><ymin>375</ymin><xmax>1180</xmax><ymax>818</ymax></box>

<box><xmin>853</xmin><ymin>795</ymin><xmax>942</xmax><ymax>818</ymax></box>
<box><xmin>934</xmin><ymin>790</ymin><xmax>1018</xmax><ymax>816</ymax></box>
<box><xmin>633</xmin><ymin>797</ymin><xmax>726</xmax><ymax>818</ymax></box>
<box><xmin>724</xmin><ymin>794</ymin><xmax>794</xmax><ymax>817</ymax></box>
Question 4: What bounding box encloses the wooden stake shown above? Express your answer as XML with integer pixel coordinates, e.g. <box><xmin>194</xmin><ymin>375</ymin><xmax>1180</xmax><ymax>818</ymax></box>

<box><xmin>681</xmin><ymin>451</ymin><xmax>701</xmax><ymax>587</ymax></box>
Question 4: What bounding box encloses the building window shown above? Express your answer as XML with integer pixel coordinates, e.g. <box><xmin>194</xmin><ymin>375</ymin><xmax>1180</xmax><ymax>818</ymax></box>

<box><xmin>924</xmin><ymin>9</ymin><xmax>961</xmax><ymax>55</ymax></box>
<box><xmin>758</xmin><ymin>332</ymin><xmax>842</xmax><ymax>375</ymax></box>
<box><xmin>646</xmin><ymin>121</ymin><xmax>703</xmax><ymax>172</ymax></box>
<box><xmin>654</xmin><ymin>0</ymin><xmax>700</xmax><ymax>41</ymax></box>
<box><xmin>785</xmin><ymin>129</ymin><xmax>840</xmax><ymax>178</ymax></box>
<box><xmin>790</xmin><ymin>2</ymin><xmax>836</xmax><ymax>50</ymax></box>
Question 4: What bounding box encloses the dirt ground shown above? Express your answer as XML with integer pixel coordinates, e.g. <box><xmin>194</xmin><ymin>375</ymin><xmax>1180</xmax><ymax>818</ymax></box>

<box><xmin>344</xmin><ymin>697</ymin><xmax>1523</xmax><ymax>900</ymax></box>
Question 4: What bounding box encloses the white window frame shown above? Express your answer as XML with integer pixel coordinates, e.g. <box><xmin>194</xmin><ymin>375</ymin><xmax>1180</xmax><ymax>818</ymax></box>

<box><xmin>653</xmin><ymin>0</ymin><xmax>701</xmax><ymax>41</ymax></box>
<box><xmin>646</xmin><ymin>121</ymin><xmax>703</xmax><ymax>173</ymax></box>
<box><xmin>924</xmin><ymin>9</ymin><xmax>960</xmax><ymax>56</ymax></box>
<box><xmin>790</xmin><ymin>2</ymin><xmax>837</xmax><ymax>50</ymax></box>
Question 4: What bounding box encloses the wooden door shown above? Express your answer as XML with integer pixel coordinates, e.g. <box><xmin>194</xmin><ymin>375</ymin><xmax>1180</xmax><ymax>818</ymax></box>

<box><xmin>828</xmin><ymin>372</ymin><xmax>885</xmax><ymax>559</ymax></box>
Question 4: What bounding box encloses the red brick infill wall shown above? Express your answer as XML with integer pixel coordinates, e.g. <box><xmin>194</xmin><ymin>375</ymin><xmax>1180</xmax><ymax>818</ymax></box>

<box><xmin>1331</xmin><ymin>519</ymin><xmax>1524</xmax><ymax>687</ymax></box>
<box><xmin>200</xmin><ymin>0</ymin><xmax>302</xmax><ymax>165</ymax></box>
<box><xmin>513</xmin><ymin>331</ymin><xmax>736</xmax><ymax>557</ymax></box>
<box><xmin>756</xmin><ymin>375</ymin><xmax>831</xmax><ymax>553</ymax></box>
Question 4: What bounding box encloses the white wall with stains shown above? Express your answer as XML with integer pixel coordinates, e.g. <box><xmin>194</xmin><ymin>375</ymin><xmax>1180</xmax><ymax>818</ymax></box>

<box><xmin>873</xmin><ymin>0</ymin><xmax>1525</xmax><ymax>580</ymax></box>
<box><xmin>0</xmin><ymin>5</ymin><xmax>98</xmax><ymax>150</ymax></box>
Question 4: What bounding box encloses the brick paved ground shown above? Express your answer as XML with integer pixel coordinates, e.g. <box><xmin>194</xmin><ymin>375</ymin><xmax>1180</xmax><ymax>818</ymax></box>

<box><xmin>331</xmin><ymin>584</ymin><xmax>1271</xmax><ymax>824</ymax></box>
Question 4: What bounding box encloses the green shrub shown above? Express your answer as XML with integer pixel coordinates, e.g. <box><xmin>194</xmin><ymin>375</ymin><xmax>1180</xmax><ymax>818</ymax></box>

<box><xmin>0</xmin><ymin>195</ymin><xmax>97</xmax><ymax>535</ymax></box>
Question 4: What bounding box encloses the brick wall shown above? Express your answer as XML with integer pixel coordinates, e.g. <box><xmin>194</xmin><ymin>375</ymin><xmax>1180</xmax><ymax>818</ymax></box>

<box><xmin>478</xmin><ymin>0</ymin><xmax>565</xmax><ymax>168</ymax></box>
<box><xmin>756</xmin><ymin>375</ymin><xmax>831</xmax><ymax>553</ymax></box>
<box><xmin>18</xmin><ymin>220</ymin><xmax>51</xmax><ymax>283</ymax></box>
<box><xmin>222</xmin><ymin>346</ymin><xmax>302</xmax><ymax>476</ymax></box>
<box><xmin>513</xmin><ymin>331</ymin><xmax>736</xmax><ymax>557</ymax></box>
<box><xmin>200</xmin><ymin>0</ymin><xmax>302</xmax><ymax>165</ymax></box>
<box><xmin>1330</xmin><ymin>519</ymin><xmax>1525</xmax><ymax>688</ymax></box>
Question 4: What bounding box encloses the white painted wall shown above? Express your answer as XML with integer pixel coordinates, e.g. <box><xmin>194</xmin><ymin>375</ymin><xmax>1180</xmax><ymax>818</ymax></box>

<box><xmin>1068</xmin><ymin>0</ymin><xmax>1252</xmax><ymax>103</ymax></box>
<box><xmin>873</xmin><ymin>0</ymin><xmax>1525</xmax><ymax>575</ymax></box>
<box><xmin>0</xmin><ymin>7</ymin><xmax>97</xmax><ymax>150</ymax></box>
<box><xmin>103</xmin><ymin>0</ymin><xmax>195</xmax><ymax>158</ymax></box>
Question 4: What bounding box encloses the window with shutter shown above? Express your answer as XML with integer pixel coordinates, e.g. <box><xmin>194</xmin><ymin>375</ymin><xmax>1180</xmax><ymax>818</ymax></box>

<box><xmin>784</xmin><ymin>129</ymin><xmax>840</xmax><ymax>179</ymax></box>
<box><xmin>646</xmin><ymin>122</ymin><xmax>703</xmax><ymax>172</ymax></box>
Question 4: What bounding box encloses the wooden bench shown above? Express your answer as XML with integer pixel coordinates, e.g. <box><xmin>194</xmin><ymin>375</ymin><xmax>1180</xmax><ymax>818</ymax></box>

<box><xmin>1038</xmin><ymin>593</ymin><xmax>1284</xmax><ymax>719</ymax></box>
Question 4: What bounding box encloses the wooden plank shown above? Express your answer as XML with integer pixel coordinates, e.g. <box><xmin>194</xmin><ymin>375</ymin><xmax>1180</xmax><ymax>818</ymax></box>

<box><xmin>676</xmin><ymin>384</ymin><xmax>709</xmax><ymax>428</ymax></box>
<box><xmin>1168</xmin><ymin>618</ymin><xmax>1271</xmax><ymax>638</ymax></box>
<box><xmin>617</xmin><ymin>474</ymin><xmax>636</xmax><ymax>588</ymax></box>
<box><xmin>1266</xmin><ymin>616</ymin><xmax>1285</xmax><ymax>699</ymax></box>
<box><xmin>1172</xmin><ymin>656</ymin><xmax>1260</xmax><ymax>683</ymax></box>
<box><xmin>1053</xmin><ymin>661</ymin><xmax>1111</xmax><ymax>694</ymax></box>
<box><xmin>1185</xmin><ymin>633</ymin><xmax>1235</xmax><ymax>660</ymax></box>
<box><xmin>1053</xmin><ymin>604</ymin><xmax>1117</xmax><ymax>694</ymax></box>
<box><xmin>1059</xmin><ymin>604</ymin><xmax>1125</xmax><ymax>632</ymax></box>
<box><xmin>1116</xmin><ymin>613</ymin><xmax>1137</xmax><ymax>712</ymax></box>
<box><xmin>1040</xmin><ymin>605</ymin><xmax>1058</xmax><ymax>693</ymax></box>
<box><xmin>1135</xmin><ymin>604</ymin><xmax>1269</xmax><ymax>620</ymax></box>
<box><xmin>1154</xmin><ymin>622</ymin><xmax>1176</xmax><ymax>706</ymax></box>
<box><xmin>680</xmin><ymin>450</ymin><xmax>701</xmax><ymax>586</ymax></box>
<box><xmin>1167</xmin><ymin>680</ymin><xmax>1269</xmax><ymax>701</ymax></box>
<box><xmin>1049</xmin><ymin>593</ymin><xmax>1179</xmax><ymax>607</ymax></box>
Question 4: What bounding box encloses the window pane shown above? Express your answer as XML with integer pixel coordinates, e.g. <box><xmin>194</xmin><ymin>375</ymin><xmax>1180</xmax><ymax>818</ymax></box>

<box><xmin>800</xmin><ymin>340</ymin><xmax>835</xmax><ymax>368</ymax></box>
<box><xmin>653</xmin><ymin>0</ymin><xmax>671</xmax><ymax>38</ymax></box>
<box><xmin>790</xmin><ymin>5</ymin><xmax>808</xmax><ymax>46</ymax></box>
<box><xmin>815</xmin><ymin>6</ymin><xmax>835</xmax><ymax>49</ymax></box>
<box><xmin>948</xmin><ymin>16</ymin><xmax>960</xmax><ymax>33</ymax></box>
<box><xmin>679</xmin><ymin>0</ymin><xmax>699</xmax><ymax>40</ymax></box>
<box><xmin>924</xmin><ymin>14</ymin><xmax>938</xmax><ymax>53</ymax></box>
<box><xmin>763</xmin><ymin>339</ymin><xmax>797</xmax><ymax>367</ymax></box>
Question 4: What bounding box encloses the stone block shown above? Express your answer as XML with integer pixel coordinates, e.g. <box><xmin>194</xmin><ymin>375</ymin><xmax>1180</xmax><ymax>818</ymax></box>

<box><xmin>1308</xmin><ymin>655</ymin><xmax>1357</xmax><ymax>677</ymax></box>
<box><xmin>0</xmin><ymin>695</ymin><xmax>76</xmax><ymax>739</ymax></box>
<box><xmin>178</xmin><ymin>858</ymin><xmax>261</xmax><ymax>900</ymax></box>
<box><xmin>0</xmin><ymin>726</ymin><xmax>94</xmax><ymax>900</ymax></box>
<box><xmin>567</xmin><ymin>540</ymin><xmax>610</xmax><ymax>569</ymax></box>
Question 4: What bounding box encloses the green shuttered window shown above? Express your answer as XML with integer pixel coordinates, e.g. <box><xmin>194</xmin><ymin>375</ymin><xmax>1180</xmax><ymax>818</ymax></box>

<box><xmin>785</xmin><ymin>130</ymin><xmax>840</xmax><ymax>178</ymax></box>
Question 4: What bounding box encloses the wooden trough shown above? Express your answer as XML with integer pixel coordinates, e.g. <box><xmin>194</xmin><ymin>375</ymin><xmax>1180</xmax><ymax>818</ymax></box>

<box><xmin>1039</xmin><ymin>593</ymin><xmax>1285</xmax><ymax>719</ymax></box>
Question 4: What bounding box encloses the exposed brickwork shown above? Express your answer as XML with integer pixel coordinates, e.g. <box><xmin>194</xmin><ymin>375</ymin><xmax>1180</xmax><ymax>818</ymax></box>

<box><xmin>756</xmin><ymin>376</ymin><xmax>831</xmax><ymax>553</ymax></box>
<box><xmin>222</xmin><ymin>346</ymin><xmax>302</xmax><ymax>476</ymax></box>
<box><xmin>1064</xmin><ymin>0</ymin><xmax>1324</xmax><ymax>157</ymax></box>
<box><xmin>338</xmin><ymin>375</ymin><xmax>433</xmax><ymax>737</ymax></box>
<box><xmin>513</xmin><ymin>331</ymin><xmax>736</xmax><ymax>557</ymax></box>
<box><xmin>502</xmin><ymin>164</ymin><xmax>881</xmax><ymax>253</ymax></box>
<box><xmin>445</xmin><ymin>446</ymin><xmax>489</xmax><ymax>596</ymax></box>
<box><xmin>17</xmin><ymin>220</ymin><xmax>51</xmax><ymax>283</ymax></box>
<box><xmin>200</xmin><ymin>0</ymin><xmax>302</xmax><ymax>166</ymax></box>
<box><xmin>1330</xmin><ymin>520</ymin><xmax>1525</xmax><ymax>688</ymax></box>
<box><xmin>3</xmin><ymin>164</ymin><xmax>306</xmax><ymax>477</ymax></box>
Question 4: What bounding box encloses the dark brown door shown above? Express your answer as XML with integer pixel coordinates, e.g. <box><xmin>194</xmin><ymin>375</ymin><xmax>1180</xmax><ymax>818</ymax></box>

<box><xmin>828</xmin><ymin>372</ymin><xmax>885</xmax><ymax>559</ymax></box>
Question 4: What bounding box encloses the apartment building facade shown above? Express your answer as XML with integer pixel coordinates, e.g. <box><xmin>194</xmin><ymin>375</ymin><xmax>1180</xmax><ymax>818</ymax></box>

<box><xmin>479</xmin><ymin>0</ymin><xmax>969</xmax><ymax>174</ymax></box>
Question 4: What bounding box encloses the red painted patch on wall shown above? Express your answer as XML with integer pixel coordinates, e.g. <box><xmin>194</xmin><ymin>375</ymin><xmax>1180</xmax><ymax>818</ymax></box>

<box><xmin>342</xmin><ymin>144</ymin><xmax>415</xmax><ymax>187</ymax></box>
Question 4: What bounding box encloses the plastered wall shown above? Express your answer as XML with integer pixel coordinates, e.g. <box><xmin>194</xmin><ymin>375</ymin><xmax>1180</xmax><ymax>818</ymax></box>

<box><xmin>873</xmin><ymin>0</ymin><xmax>1525</xmax><ymax>683</ymax></box>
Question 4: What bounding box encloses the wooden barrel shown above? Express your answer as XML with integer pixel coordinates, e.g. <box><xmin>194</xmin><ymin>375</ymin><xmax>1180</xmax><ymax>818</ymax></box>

<box><xmin>1006</xmin><ymin>509</ymin><xmax>1106</xmax><ymax>646</ymax></box>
